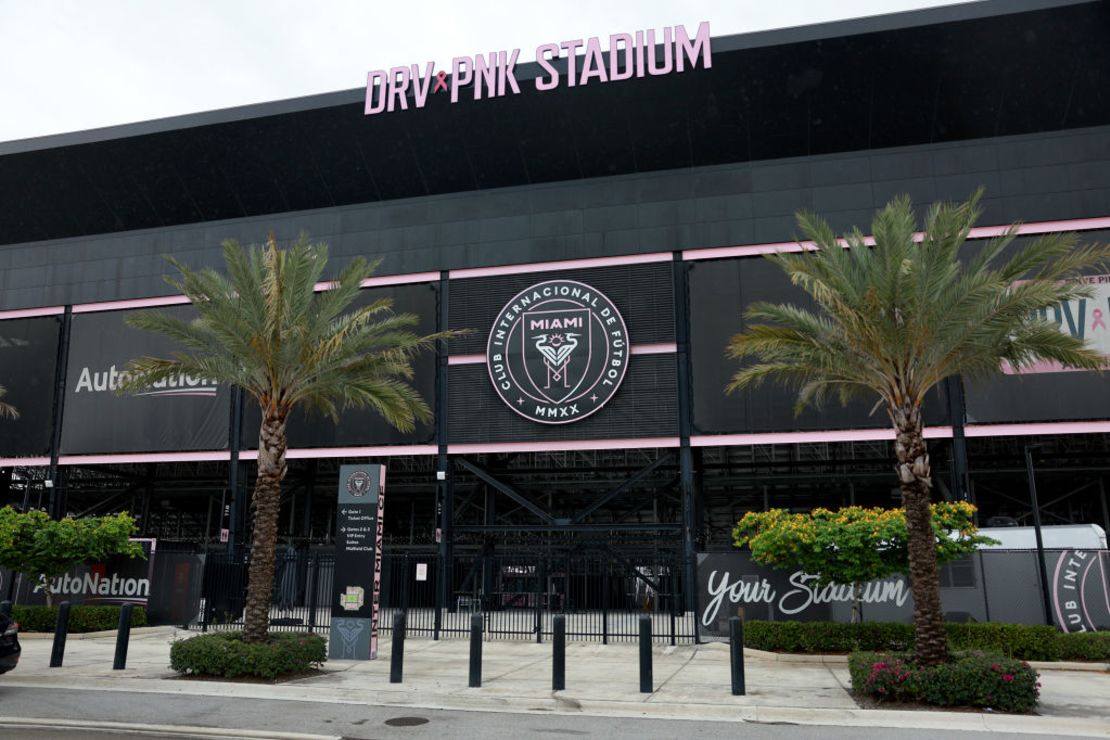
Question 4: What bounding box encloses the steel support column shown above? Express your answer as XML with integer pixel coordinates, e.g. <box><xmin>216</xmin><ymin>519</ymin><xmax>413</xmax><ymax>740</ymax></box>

<box><xmin>226</xmin><ymin>386</ymin><xmax>245</xmax><ymax>555</ymax></box>
<box><xmin>435</xmin><ymin>271</ymin><xmax>452</xmax><ymax>631</ymax></box>
<box><xmin>945</xmin><ymin>375</ymin><xmax>971</xmax><ymax>501</ymax></box>
<box><xmin>672</xmin><ymin>255</ymin><xmax>697</xmax><ymax>615</ymax></box>
<box><xmin>47</xmin><ymin>307</ymin><xmax>73</xmax><ymax>519</ymax></box>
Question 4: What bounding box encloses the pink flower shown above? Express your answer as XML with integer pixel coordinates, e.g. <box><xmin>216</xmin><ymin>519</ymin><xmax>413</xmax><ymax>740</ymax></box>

<box><xmin>1002</xmin><ymin>674</ymin><xmax>1014</xmax><ymax>683</ymax></box>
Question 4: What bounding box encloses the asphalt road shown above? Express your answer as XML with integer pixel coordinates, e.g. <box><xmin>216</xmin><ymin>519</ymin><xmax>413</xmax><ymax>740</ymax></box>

<box><xmin>0</xmin><ymin>687</ymin><xmax>1073</xmax><ymax>740</ymax></box>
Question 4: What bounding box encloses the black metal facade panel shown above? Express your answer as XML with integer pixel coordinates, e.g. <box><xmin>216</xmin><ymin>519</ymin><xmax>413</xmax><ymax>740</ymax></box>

<box><xmin>688</xmin><ymin>256</ymin><xmax>950</xmax><ymax>434</ymax></box>
<box><xmin>447</xmin><ymin>355</ymin><xmax>678</xmax><ymax>443</ymax></box>
<box><xmin>239</xmin><ymin>283</ymin><xmax>439</xmax><ymax>448</ymax></box>
<box><xmin>2</xmin><ymin>125</ymin><xmax>1110</xmax><ymax>312</ymax></box>
<box><xmin>448</xmin><ymin>263</ymin><xmax>675</xmax><ymax>356</ymax></box>
<box><xmin>60</xmin><ymin>307</ymin><xmax>231</xmax><ymax>454</ymax></box>
<box><xmin>0</xmin><ymin>316</ymin><xmax>60</xmax><ymax>457</ymax></box>
<box><xmin>2</xmin><ymin>2</ymin><xmax>1108</xmax><ymax>248</ymax></box>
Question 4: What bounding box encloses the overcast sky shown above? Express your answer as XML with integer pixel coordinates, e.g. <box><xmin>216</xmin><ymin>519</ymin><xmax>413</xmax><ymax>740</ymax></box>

<box><xmin>0</xmin><ymin>0</ymin><xmax>974</xmax><ymax>143</ymax></box>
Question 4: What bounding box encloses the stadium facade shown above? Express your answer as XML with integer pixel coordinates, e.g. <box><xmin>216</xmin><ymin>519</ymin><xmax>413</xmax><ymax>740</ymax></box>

<box><xmin>1</xmin><ymin>0</ymin><xmax>1108</xmax><ymax>626</ymax></box>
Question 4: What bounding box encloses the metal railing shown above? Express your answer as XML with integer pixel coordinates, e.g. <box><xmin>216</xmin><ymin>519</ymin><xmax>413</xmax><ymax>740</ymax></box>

<box><xmin>197</xmin><ymin>548</ymin><xmax>697</xmax><ymax>645</ymax></box>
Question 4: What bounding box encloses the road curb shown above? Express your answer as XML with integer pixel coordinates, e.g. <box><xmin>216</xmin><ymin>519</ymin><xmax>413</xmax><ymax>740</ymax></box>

<box><xmin>0</xmin><ymin>716</ymin><xmax>340</xmax><ymax>739</ymax></box>
<box><xmin>4</xmin><ymin>676</ymin><xmax>1108</xmax><ymax>738</ymax></box>
<box><xmin>18</xmin><ymin>626</ymin><xmax>182</xmax><ymax>641</ymax></box>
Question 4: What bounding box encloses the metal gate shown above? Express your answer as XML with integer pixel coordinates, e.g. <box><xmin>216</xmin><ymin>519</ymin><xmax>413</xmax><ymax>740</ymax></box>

<box><xmin>197</xmin><ymin>548</ymin><xmax>696</xmax><ymax>644</ymax></box>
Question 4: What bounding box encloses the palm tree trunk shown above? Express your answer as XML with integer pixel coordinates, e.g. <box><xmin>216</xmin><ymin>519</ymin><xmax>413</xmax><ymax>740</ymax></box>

<box><xmin>242</xmin><ymin>410</ymin><xmax>288</xmax><ymax>644</ymax></box>
<box><xmin>893</xmin><ymin>403</ymin><xmax>948</xmax><ymax>667</ymax></box>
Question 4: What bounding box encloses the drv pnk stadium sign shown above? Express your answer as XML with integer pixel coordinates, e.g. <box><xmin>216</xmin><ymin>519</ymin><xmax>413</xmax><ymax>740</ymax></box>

<box><xmin>365</xmin><ymin>22</ymin><xmax>711</xmax><ymax>115</ymax></box>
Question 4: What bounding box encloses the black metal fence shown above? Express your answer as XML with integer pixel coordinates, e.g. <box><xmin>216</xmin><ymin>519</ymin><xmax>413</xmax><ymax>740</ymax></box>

<box><xmin>197</xmin><ymin>548</ymin><xmax>697</xmax><ymax>645</ymax></box>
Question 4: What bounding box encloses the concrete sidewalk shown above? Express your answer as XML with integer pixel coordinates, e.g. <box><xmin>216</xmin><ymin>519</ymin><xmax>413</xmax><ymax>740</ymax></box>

<box><xmin>4</xmin><ymin>627</ymin><xmax>1109</xmax><ymax>737</ymax></box>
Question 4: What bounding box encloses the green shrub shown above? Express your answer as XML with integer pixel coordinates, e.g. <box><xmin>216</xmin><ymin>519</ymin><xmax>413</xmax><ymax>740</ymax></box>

<box><xmin>849</xmin><ymin>651</ymin><xmax>1040</xmax><ymax>713</ymax></box>
<box><xmin>12</xmin><ymin>605</ymin><xmax>148</xmax><ymax>633</ymax></box>
<box><xmin>743</xmin><ymin>620</ymin><xmax>1109</xmax><ymax>660</ymax></box>
<box><xmin>744</xmin><ymin>621</ymin><xmax>914</xmax><ymax>653</ymax></box>
<box><xmin>945</xmin><ymin>623</ymin><xmax>1061</xmax><ymax>661</ymax></box>
<box><xmin>170</xmin><ymin>631</ymin><xmax>327</xmax><ymax>679</ymax></box>
<box><xmin>1056</xmin><ymin>631</ymin><xmax>1110</xmax><ymax>661</ymax></box>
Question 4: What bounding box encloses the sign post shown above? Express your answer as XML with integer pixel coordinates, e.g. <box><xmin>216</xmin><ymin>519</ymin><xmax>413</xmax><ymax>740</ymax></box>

<box><xmin>328</xmin><ymin>464</ymin><xmax>386</xmax><ymax>660</ymax></box>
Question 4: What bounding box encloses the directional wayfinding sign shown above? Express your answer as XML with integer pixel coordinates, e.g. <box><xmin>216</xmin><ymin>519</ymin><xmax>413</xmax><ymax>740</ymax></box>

<box><xmin>328</xmin><ymin>464</ymin><xmax>386</xmax><ymax>660</ymax></box>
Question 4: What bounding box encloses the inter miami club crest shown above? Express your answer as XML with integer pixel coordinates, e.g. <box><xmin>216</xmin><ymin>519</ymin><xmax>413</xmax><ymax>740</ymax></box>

<box><xmin>487</xmin><ymin>279</ymin><xmax>629</xmax><ymax>424</ymax></box>
<box><xmin>346</xmin><ymin>470</ymin><xmax>372</xmax><ymax>497</ymax></box>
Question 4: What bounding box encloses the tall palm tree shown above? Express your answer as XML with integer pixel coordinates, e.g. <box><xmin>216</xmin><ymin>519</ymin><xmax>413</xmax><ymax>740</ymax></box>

<box><xmin>124</xmin><ymin>234</ymin><xmax>449</xmax><ymax>643</ymax></box>
<box><xmin>0</xmin><ymin>385</ymin><xmax>17</xmax><ymax>419</ymax></box>
<box><xmin>726</xmin><ymin>192</ymin><xmax>1109</xmax><ymax>665</ymax></box>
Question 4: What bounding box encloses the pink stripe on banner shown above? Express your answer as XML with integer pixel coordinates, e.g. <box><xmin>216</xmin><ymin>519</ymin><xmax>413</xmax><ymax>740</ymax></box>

<box><xmin>691</xmin><ymin>427</ymin><xmax>954</xmax><ymax>447</ymax></box>
<box><xmin>0</xmin><ymin>456</ymin><xmax>50</xmax><ymax>467</ymax></box>
<box><xmin>449</xmin><ymin>438</ymin><xmax>681</xmax><ymax>454</ymax></box>
<box><xmin>58</xmin><ymin>450</ymin><xmax>231</xmax><ymax>465</ymax></box>
<box><xmin>0</xmin><ymin>306</ymin><xmax>65</xmax><ymax>320</ymax></box>
<box><xmin>964</xmin><ymin>421</ymin><xmax>1110</xmax><ymax>437</ymax></box>
<box><xmin>631</xmin><ymin>343</ymin><xmax>677</xmax><ymax>355</ymax></box>
<box><xmin>450</xmin><ymin>252</ymin><xmax>672</xmax><ymax>280</ymax></box>
<box><xmin>72</xmin><ymin>295</ymin><xmax>192</xmax><ymax>314</ymax></box>
<box><xmin>448</xmin><ymin>354</ymin><xmax>486</xmax><ymax>366</ymax></box>
<box><xmin>683</xmin><ymin>216</ymin><xmax>1110</xmax><ymax>262</ymax></box>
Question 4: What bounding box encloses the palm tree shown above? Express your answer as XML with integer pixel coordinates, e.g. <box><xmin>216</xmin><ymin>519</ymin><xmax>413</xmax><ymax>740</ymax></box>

<box><xmin>0</xmin><ymin>385</ymin><xmax>17</xmax><ymax>419</ymax></box>
<box><xmin>726</xmin><ymin>192</ymin><xmax>1109</xmax><ymax>665</ymax></box>
<box><xmin>124</xmin><ymin>234</ymin><xmax>449</xmax><ymax>643</ymax></box>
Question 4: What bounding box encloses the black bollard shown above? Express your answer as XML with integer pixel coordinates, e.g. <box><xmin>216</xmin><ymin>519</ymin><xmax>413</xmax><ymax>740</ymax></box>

<box><xmin>729</xmin><ymin>616</ymin><xmax>746</xmax><ymax>696</ymax></box>
<box><xmin>390</xmin><ymin>611</ymin><xmax>406</xmax><ymax>684</ymax></box>
<box><xmin>469</xmin><ymin>612</ymin><xmax>483</xmax><ymax>688</ymax></box>
<box><xmin>552</xmin><ymin>614</ymin><xmax>566</xmax><ymax>691</ymax></box>
<box><xmin>639</xmin><ymin>615</ymin><xmax>652</xmax><ymax>694</ymax></box>
<box><xmin>49</xmin><ymin>601</ymin><xmax>71</xmax><ymax>668</ymax></box>
<box><xmin>113</xmin><ymin>604</ymin><xmax>134</xmax><ymax>670</ymax></box>
<box><xmin>0</xmin><ymin>600</ymin><xmax>11</xmax><ymax>619</ymax></box>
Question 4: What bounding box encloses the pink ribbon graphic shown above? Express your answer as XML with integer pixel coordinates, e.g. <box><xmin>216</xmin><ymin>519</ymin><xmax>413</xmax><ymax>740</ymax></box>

<box><xmin>1093</xmin><ymin>309</ymin><xmax>1107</xmax><ymax>331</ymax></box>
<box><xmin>432</xmin><ymin>71</ymin><xmax>448</xmax><ymax>93</ymax></box>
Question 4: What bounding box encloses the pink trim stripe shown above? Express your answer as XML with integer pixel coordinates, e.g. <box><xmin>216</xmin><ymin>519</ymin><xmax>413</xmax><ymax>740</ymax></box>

<box><xmin>283</xmin><ymin>445</ymin><xmax>437</xmax><ymax>459</ymax></box>
<box><xmin>449</xmin><ymin>437</ymin><xmax>681</xmax><ymax>454</ymax></box>
<box><xmin>449</xmin><ymin>343</ymin><xmax>676</xmax><ymax>366</ymax></box>
<box><xmin>0</xmin><ymin>306</ymin><xmax>65</xmax><ymax>320</ymax></box>
<box><xmin>58</xmin><ymin>450</ymin><xmax>231</xmax><ymax>465</ymax></box>
<box><xmin>964</xmin><ymin>421</ymin><xmax>1110</xmax><ymax>437</ymax></box>
<box><xmin>313</xmin><ymin>272</ymin><xmax>440</xmax><ymax>291</ymax></box>
<box><xmin>691</xmin><ymin>427</ymin><xmax>955</xmax><ymax>447</ymax></box>
<box><xmin>0</xmin><ymin>456</ymin><xmax>51</xmax><ymax>467</ymax></box>
<box><xmin>683</xmin><ymin>215</ymin><xmax>1110</xmax><ymax>262</ymax></box>
<box><xmin>72</xmin><ymin>295</ymin><xmax>192</xmax><ymax>314</ymax></box>
<box><xmin>450</xmin><ymin>252</ymin><xmax>672</xmax><ymax>280</ymax></box>
<box><xmin>631</xmin><ymin>342</ymin><xmax>677</xmax><ymax>355</ymax></box>
<box><xmin>448</xmin><ymin>354</ymin><xmax>486</xmax><ymax>366</ymax></box>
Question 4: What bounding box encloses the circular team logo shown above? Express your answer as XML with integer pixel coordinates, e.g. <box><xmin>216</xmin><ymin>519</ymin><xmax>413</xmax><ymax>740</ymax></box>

<box><xmin>346</xmin><ymin>470</ymin><xmax>372</xmax><ymax>497</ymax></box>
<box><xmin>487</xmin><ymin>279</ymin><xmax>629</xmax><ymax>424</ymax></box>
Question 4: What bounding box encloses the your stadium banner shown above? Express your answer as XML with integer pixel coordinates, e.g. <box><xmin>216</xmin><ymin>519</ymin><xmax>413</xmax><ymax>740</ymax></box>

<box><xmin>696</xmin><ymin>550</ymin><xmax>1109</xmax><ymax>639</ymax></box>
<box><xmin>60</xmin><ymin>307</ymin><xmax>230</xmax><ymax>454</ymax></box>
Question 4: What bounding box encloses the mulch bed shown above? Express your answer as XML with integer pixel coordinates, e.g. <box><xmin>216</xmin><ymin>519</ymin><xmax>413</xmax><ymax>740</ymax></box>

<box><xmin>167</xmin><ymin>668</ymin><xmax>325</xmax><ymax>685</ymax></box>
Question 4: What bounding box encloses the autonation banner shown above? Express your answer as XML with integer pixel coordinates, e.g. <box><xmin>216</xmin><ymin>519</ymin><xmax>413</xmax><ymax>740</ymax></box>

<box><xmin>60</xmin><ymin>307</ymin><xmax>230</xmax><ymax>454</ymax></box>
<box><xmin>0</xmin><ymin>539</ymin><xmax>155</xmax><ymax>607</ymax></box>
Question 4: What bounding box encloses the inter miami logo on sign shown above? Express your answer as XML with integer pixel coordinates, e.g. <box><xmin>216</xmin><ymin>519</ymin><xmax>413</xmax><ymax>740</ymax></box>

<box><xmin>487</xmin><ymin>279</ymin><xmax>629</xmax><ymax>423</ymax></box>
<box><xmin>346</xmin><ymin>470</ymin><xmax>372</xmax><ymax>497</ymax></box>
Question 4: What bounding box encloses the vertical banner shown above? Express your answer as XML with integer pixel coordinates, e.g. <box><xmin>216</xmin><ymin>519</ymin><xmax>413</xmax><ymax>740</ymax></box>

<box><xmin>328</xmin><ymin>464</ymin><xmax>385</xmax><ymax>660</ymax></box>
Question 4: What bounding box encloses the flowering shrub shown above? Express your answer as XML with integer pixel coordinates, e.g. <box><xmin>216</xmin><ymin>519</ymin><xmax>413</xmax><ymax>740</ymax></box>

<box><xmin>862</xmin><ymin>656</ymin><xmax>918</xmax><ymax>700</ymax></box>
<box><xmin>849</xmin><ymin>651</ymin><xmax>1040</xmax><ymax>713</ymax></box>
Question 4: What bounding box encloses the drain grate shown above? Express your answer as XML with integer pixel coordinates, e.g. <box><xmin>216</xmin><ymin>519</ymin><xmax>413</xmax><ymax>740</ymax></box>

<box><xmin>384</xmin><ymin>716</ymin><xmax>431</xmax><ymax>727</ymax></box>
